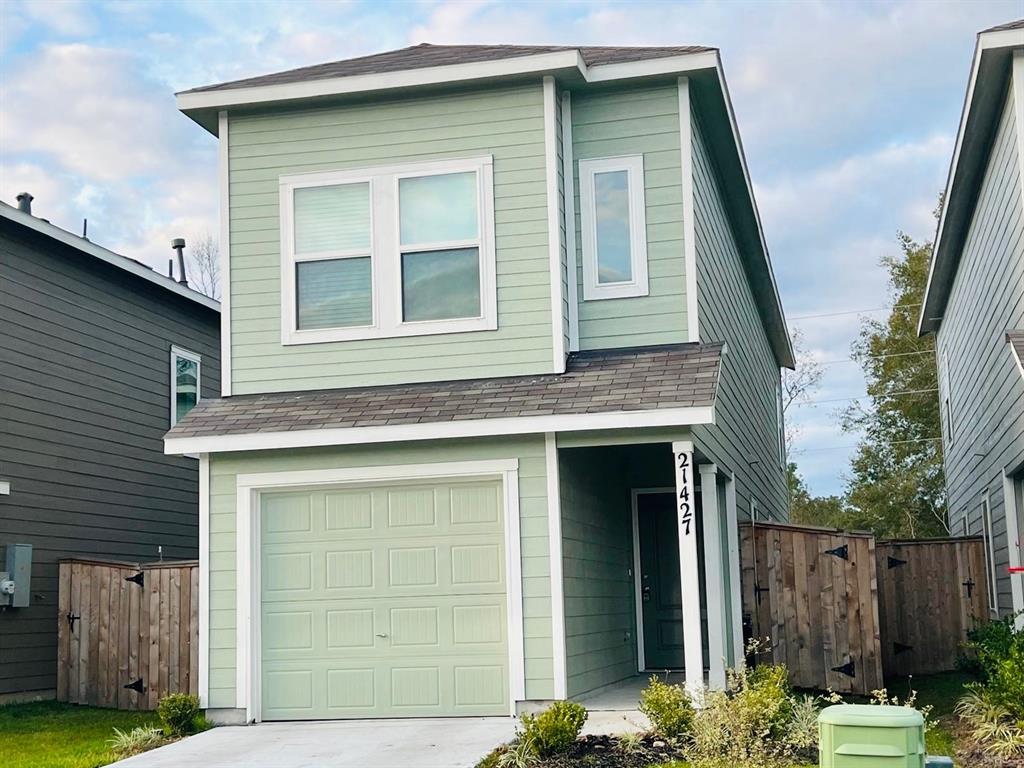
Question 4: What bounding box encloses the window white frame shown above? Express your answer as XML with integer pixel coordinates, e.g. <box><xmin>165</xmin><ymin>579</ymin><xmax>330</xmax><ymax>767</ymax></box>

<box><xmin>981</xmin><ymin>492</ymin><xmax>999</xmax><ymax>616</ymax></box>
<box><xmin>279</xmin><ymin>156</ymin><xmax>497</xmax><ymax>345</ymax></box>
<box><xmin>579</xmin><ymin>155</ymin><xmax>649</xmax><ymax>300</ymax></box>
<box><xmin>170</xmin><ymin>346</ymin><xmax>202</xmax><ymax>427</ymax></box>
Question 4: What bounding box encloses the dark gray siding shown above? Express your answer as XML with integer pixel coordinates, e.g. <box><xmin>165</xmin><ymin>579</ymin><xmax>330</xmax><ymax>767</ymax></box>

<box><xmin>937</xmin><ymin>84</ymin><xmax>1024</xmax><ymax>618</ymax></box>
<box><xmin>0</xmin><ymin>220</ymin><xmax>220</xmax><ymax>696</ymax></box>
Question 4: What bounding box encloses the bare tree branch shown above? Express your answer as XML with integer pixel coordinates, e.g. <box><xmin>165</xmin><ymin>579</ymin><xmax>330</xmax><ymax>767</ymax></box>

<box><xmin>782</xmin><ymin>327</ymin><xmax>824</xmax><ymax>448</ymax></box>
<box><xmin>187</xmin><ymin>232</ymin><xmax>220</xmax><ymax>300</ymax></box>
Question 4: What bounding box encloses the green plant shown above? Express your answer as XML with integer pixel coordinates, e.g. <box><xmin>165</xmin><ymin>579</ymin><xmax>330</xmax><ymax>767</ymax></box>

<box><xmin>956</xmin><ymin>689</ymin><xmax>1024</xmax><ymax>759</ymax></box>
<box><xmin>494</xmin><ymin>734</ymin><xmax>539</xmax><ymax>768</ymax></box>
<box><xmin>617</xmin><ymin>730</ymin><xmax>647</xmax><ymax>755</ymax></box>
<box><xmin>639</xmin><ymin>676</ymin><xmax>695</xmax><ymax>740</ymax></box>
<box><xmin>687</xmin><ymin>660</ymin><xmax>796</xmax><ymax>768</ymax></box>
<box><xmin>961</xmin><ymin>615</ymin><xmax>1018</xmax><ymax>680</ymax></box>
<box><xmin>108</xmin><ymin>725</ymin><xmax>165</xmax><ymax>757</ymax></box>
<box><xmin>518</xmin><ymin>700</ymin><xmax>588</xmax><ymax>757</ymax></box>
<box><xmin>157</xmin><ymin>693</ymin><xmax>201</xmax><ymax>737</ymax></box>
<box><xmin>785</xmin><ymin>695</ymin><xmax>820</xmax><ymax>752</ymax></box>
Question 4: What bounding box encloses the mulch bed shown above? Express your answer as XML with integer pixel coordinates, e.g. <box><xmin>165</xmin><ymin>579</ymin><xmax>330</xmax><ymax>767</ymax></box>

<box><xmin>482</xmin><ymin>734</ymin><xmax>684</xmax><ymax>768</ymax></box>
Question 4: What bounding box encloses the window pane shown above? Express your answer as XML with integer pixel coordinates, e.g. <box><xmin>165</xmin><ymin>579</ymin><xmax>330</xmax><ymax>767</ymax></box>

<box><xmin>401</xmin><ymin>248</ymin><xmax>480</xmax><ymax>322</ymax></box>
<box><xmin>593</xmin><ymin>169</ymin><xmax>633</xmax><ymax>284</ymax></box>
<box><xmin>297</xmin><ymin>257</ymin><xmax>372</xmax><ymax>330</ymax></box>
<box><xmin>294</xmin><ymin>183</ymin><xmax>370</xmax><ymax>254</ymax></box>
<box><xmin>399</xmin><ymin>172</ymin><xmax>478</xmax><ymax>245</ymax></box>
<box><xmin>174</xmin><ymin>357</ymin><xmax>198</xmax><ymax>424</ymax></box>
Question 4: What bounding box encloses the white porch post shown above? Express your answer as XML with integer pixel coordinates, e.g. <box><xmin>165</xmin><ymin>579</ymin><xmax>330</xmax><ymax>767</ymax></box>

<box><xmin>699</xmin><ymin>464</ymin><xmax>727</xmax><ymax>690</ymax></box>
<box><xmin>1004</xmin><ymin>472</ymin><xmax>1024</xmax><ymax>629</ymax></box>
<box><xmin>672</xmin><ymin>440</ymin><xmax>704</xmax><ymax>698</ymax></box>
<box><xmin>725</xmin><ymin>474</ymin><xmax>745</xmax><ymax>669</ymax></box>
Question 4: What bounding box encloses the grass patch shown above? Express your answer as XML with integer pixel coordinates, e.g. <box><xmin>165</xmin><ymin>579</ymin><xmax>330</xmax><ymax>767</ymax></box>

<box><xmin>0</xmin><ymin>700</ymin><xmax>160</xmax><ymax>768</ymax></box>
<box><xmin>885</xmin><ymin>672</ymin><xmax>973</xmax><ymax>758</ymax></box>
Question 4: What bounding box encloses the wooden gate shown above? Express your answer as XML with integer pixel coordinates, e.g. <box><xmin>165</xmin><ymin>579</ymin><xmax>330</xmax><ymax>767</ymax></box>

<box><xmin>876</xmin><ymin>537</ymin><xmax>989</xmax><ymax>677</ymax></box>
<box><xmin>740</xmin><ymin>522</ymin><xmax>884</xmax><ymax>695</ymax></box>
<box><xmin>57</xmin><ymin>558</ymin><xmax>198</xmax><ymax>710</ymax></box>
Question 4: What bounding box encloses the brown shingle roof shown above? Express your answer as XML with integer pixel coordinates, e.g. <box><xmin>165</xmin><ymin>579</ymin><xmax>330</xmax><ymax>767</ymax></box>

<box><xmin>166</xmin><ymin>342</ymin><xmax>722</xmax><ymax>439</ymax></box>
<box><xmin>181</xmin><ymin>43</ymin><xmax>714</xmax><ymax>94</ymax></box>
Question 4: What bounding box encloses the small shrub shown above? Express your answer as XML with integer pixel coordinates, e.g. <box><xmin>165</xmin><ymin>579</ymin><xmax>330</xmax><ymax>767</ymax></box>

<box><xmin>616</xmin><ymin>730</ymin><xmax>647</xmax><ymax>755</ymax></box>
<box><xmin>493</xmin><ymin>735</ymin><xmax>539</xmax><ymax>768</ymax></box>
<box><xmin>639</xmin><ymin>676</ymin><xmax>695</xmax><ymax>740</ymax></box>
<box><xmin>785</xmin><ymin>694</ymin><xmax>820</xmax><ymax>752</ymax></box>
<box><xmin>108</xmin><ymin>726</ymin><xmax>165</xmax><ymax>757</ymax></box>
<box><xmin>962</xmin><ymin>614</ymin><xmax>1018</xmax><ymax>681</ymax></box>
<box><xmin>157</xmin><ymin>693</ymin><xmax>201</xmax><ymax>736</ymax></box>
<box><xmin>956</xmin><ymin>689</ymin><xmax>1024</xmax><ymax>760</ymax></box>
<box><xmin>518</xmin><ymin>700</ymin><xmax>588</xmax><ymax>757</ymax></box>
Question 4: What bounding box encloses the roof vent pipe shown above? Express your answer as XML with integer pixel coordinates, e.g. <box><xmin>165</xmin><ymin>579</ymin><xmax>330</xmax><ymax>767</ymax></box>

<box><xmin>16</xmin><ymin>193</ymin><xmax>33</xmax><ymax>215</ymax></box>
<box><xmin>171</xmin><ymin>238</ymin><xmax>188</xmax><ymax>286</ymax></box>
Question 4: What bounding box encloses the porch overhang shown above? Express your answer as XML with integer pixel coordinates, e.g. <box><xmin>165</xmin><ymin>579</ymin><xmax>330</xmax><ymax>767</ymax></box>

<box><xmin>164</xmin><ymin>342</ymin><xmax>722</xmax><ymax>455</ymax></box>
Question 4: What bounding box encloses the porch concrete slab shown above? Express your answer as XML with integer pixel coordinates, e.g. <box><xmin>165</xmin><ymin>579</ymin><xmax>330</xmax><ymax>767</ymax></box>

<box><xmin>577</xmin><ymin>672</ymin><xmax>686</xmax><ymax>735</ymax></box>
<box><xmin>109</xmin><ymin>717</ymin><xmax>517</xmax><ymax>768</ymax></box>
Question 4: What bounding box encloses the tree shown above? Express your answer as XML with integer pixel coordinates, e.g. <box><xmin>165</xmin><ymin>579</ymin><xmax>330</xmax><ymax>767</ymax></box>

<box><xmin>187</xmin><ymin>232</ymin><xmax>220</xmax><ymax>300</ymax></box>
<box><xmin>787</xmin><ymin>463</ymin><xmax>847</xmax><ymax>528</ymax></box>
<box><xmin>839</xmin><ymin>231</ymin><xmax>947</xmax><ymax>538</ymax></box>
<box><xmin>782</xmin><ymin>327</ymin><xmax>824</xmax><ymax>449</ymax></box>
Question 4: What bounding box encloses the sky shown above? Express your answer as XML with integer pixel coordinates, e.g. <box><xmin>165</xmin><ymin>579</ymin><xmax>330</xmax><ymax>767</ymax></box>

<box><xmin>1</xmin><ymin>0</ymin><xmax>1020</xmax><ymax>495</ymax></box>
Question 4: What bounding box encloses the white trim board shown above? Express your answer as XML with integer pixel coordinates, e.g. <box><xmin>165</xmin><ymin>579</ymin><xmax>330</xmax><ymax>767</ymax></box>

<box><xmin>1002</xmin><ymin>470</ymin><xmax>1024</xmax><ymax>627</ymax></box>
<box><xmin>233</xmin><ymin>458</ymin><xmax>526</xmax><ymax>721</ymax></box>
<box><xmin>165</xmin><ymin>405</ymin><xmax>716</xmax><ymax>455</ymax></box>
<box><xmin>198</xmin><ymin>454</ymin><xmax>210</xmax><ymax>706</ymax></box>
<box><xmin>177</xmin><ymin>49</ymin><xmax>721</xmax><ymax>115</ymax></box>
<box><xmin>698</xmin><ymin>463</ymin><xmax>725</xmax><ymax>690</ymax></box>
<box><xmin>545</xmin><ymin>434</ymin><xmax>567</xmax><ymax>699</ymax></box>
<box><xmin>560</xmin><ymin>91</ymin><xmax>580</xmax><ymax>352</ymax></box>
<box><xmin>218</xmin><ymin>110</ymin><xmax>232</xmax><ymax>396</ymax></box>
<box><xmin>678</xmin><ymin>77</ymin><xmax>699</xmax><ymax>342</ymax></box>
<box><xmin>544</xmin><ymin>76</ymin><xmax>567</xmax><ymax>373</ymax></box>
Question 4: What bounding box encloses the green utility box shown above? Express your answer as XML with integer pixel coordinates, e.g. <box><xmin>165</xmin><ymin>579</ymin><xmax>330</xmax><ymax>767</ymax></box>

<box><xmin>819</xmin><ymin>704</ymin><xmax>925</xmax><ymax>768</ymax></box>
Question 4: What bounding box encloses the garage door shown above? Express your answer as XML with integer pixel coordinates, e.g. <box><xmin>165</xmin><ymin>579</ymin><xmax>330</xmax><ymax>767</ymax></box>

<box><xmin>259</xmin><ymin>479</ymin><xmax>509</xmax><ymax>720</ymax></box>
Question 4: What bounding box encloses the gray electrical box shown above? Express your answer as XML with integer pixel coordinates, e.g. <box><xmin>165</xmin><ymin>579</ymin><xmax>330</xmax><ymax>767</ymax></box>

<box><xmin>1</xmin><ymin>543</ymin><xmax>33</xmax><ymax>608</ymax></box>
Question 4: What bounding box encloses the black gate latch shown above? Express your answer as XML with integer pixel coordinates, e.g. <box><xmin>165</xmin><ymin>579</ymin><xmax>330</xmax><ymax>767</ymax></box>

<box><xmin>66</xmin><ymin>612</ymin><xmax>80</xmax><ymax>632</ymax></box>
<box><xmin>754</xmin><ymin>583</ymin><xmax>770</xmax><ymax>605</ymax></box>
<box><xmin>962</xmin><ymin>578</ymin><xmax>975</xmax><ymax>599</ymax></box>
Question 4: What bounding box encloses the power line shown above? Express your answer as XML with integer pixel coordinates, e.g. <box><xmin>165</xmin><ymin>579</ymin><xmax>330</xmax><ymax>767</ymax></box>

<box><xmin>792</xmin><ymin>436</ymin><xmax>942</xmax><ymax>454</ymax></box>
<box><xmin>789</xmin><ymin>303</ymin><xmax>923</xmax><ymax>321</ymax></box>
<box><xmin>797</xmin><ymin>387</ymin><xmax>938</xmax><ymax>406</ymax></box>
<box><xmin>811</xmin><ymin>349</ymin><xmax>935</xmax><ymax>366</ymax></box>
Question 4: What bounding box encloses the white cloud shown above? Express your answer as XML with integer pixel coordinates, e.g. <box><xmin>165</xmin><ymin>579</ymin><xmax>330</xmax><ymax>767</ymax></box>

<box><xmin>19</xmin><ymin>0</ymin><xmax>96</xmax><ymax>37</ymax></box>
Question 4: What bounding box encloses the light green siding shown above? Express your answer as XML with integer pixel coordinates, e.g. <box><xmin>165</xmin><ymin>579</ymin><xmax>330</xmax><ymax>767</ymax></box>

<box><xmin>570</xmin><ymin>84</ymin><xmax>688</xmax><ymax>350</ymax></box>
<box><xmin>937</xmin><ymin>85</ymin><xmax>1023</xmax><ymax>615</ymax></box>
<box><xmin>206</xmin><ymin>436</ymin><xmax>554</xmax><ymax>710</ymax></box>
<box><xmin>227</xmin><ymin>84</ymin><xmax>554</xmax><ymax>394</ymax></box>
<box><xmin>559</xmin><ymin>446</ymin><xmax>637</xmax><ymax>697</ymax></box>
<box><xmin>690</xmin><ymin>104</ymin><xmax>789</xmax><ymax>522</ymax></box>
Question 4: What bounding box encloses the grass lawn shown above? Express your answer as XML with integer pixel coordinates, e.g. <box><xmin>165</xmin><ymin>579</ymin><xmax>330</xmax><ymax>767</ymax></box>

<box><xmin>0</xmin><ymin>700</ymin><xmax>160</xmax><ymax>768</ymax></box>
<box><xmin>884</xmin><ymin>671</ymin><xmax>973</xmax><ymax>759</ymax></box>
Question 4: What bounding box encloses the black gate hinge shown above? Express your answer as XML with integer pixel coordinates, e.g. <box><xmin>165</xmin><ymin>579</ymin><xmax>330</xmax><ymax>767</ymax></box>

<box><xmin>887</xmin><ymin>556</ymin><xmax>908</xmax><ymax>569</ymax></box>
<box><xmin>124</xmin><ymin>678</ymin><xmax>146</xmax><ymax>694</ymax></box>
<box><xmin>894</xmin><ymin>642</ymin><xmax>913</xmax><ymax>655</ymax></box>
<box><xmin>125</xmin><ymin>572</ymin><xmax>144</xmax><ymax>587</ymax></box>
<box><xmin>831</xmin><ymin>659</ymin><xmax>856</xmax><ymax>678</ymax></box>
<box><xmin>825</xmin><ymin>544</ymin><xmax>849</xmax><ymax>561</ymax></box>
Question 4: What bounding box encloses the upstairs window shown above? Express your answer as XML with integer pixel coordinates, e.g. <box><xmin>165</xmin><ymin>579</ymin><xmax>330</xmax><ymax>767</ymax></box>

<box><xmin>579</xmin><ymin>155</ymin><xmax>649</xmax><ymax>300</ymax></box>
<box><xmin>280</xmin><ymin>156</ymin><xmax>496</xmax><ymax>345</ymax></box>
<box><xmin>170</xmin><ymin>346</ymin><xmax>201</xmax><ymax>426</ymax></box>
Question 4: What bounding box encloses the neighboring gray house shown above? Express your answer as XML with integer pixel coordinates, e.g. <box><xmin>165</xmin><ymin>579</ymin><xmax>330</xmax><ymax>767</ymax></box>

<box><xmin>920</xmin><ymin>20</ymin><xmax>1024</xmax><ymax>625</ymax></box>
<box><xmin>0</xmin><ymin>198</ymin><xmax>220</xmax><ymax>700</ymax></box>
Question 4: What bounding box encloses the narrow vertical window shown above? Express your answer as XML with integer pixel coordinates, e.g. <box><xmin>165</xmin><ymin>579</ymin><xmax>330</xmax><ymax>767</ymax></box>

<box><xmin>170</xmin><ymin>347</ymin><xmax>202</xmax><ymax>426</ymax></box>
<box><xmin>579</xmin><ymin>155</ymin><xmax>648</xmax><ymax>300</ymax></box>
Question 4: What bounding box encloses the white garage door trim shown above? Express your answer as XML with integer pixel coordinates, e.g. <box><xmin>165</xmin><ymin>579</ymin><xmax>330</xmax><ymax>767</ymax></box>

<box><xmin>235</xmin><ymin>459</ymin><xmax>524</xmax><ymax>723</ymax></box>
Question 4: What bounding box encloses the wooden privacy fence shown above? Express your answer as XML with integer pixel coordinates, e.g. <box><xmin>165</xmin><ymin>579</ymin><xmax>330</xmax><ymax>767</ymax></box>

<box><xmin>740</xmin><ymin>521</ymin><xmax>884</xmax><ymax>695</ymax></box>
<box><xmin>57</xmin><ymin>558</ymin><xmax>198</xmax><ymax>710</ymax></box>
<box><xmin>876</xmin><ymin>537</ymin><xmax>989</xmax><ymax>677</ymax></box>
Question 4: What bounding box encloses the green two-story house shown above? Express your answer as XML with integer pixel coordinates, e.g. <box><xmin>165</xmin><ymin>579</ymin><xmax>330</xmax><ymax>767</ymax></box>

<box><xmin>167</xmin><ymin>43</ymin><xmax>794</xmax><ymax>724</ymax></box>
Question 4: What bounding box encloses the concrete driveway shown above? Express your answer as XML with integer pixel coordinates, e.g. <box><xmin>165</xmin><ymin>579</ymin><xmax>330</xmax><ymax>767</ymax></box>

<box><xmin>110</xmin><ymin>717</ymin><xmax>517</xmax><ymax>768</ymax></box>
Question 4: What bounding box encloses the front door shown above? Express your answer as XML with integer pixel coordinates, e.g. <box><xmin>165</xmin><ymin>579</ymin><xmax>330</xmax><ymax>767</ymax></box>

<box><xmin>638</xmin><ymin>491</ymin><xmax>684</xmax><ymax>670</ymax></box>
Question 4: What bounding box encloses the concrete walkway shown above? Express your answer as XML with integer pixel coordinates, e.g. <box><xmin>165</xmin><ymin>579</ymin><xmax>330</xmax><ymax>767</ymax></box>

<box><xmin>109</xmin><ymin>717</ymin><xmax>517</xmax><ymax>768</ymax></box>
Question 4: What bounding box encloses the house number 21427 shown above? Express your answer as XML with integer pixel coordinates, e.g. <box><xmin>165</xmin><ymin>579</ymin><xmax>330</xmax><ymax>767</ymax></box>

<box><xmin>676</xmin><ymin>451</ymin><xmax>694</xmax><ymax>536</ymax></box>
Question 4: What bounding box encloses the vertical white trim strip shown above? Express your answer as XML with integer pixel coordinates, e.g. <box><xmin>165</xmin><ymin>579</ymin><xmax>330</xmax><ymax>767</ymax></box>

<box><xmin>217</xmin><ymin>110</ymin><xmax>232</xmax><ymax>396</ymax></box>
<box><xmin>982</xmin><ymin>492</ymin><xmax>999</xmax><ymax>616</ymax></box>
<box><xmin>561</xmin><ymin>91</ymin><xmax>580</xmax><ymax>352</ymax></box>
<box><xmin>544</xmin><ymin>76</ymin><xmax>567</xmax><ymax>373</ymax></box>
<box><xmin>672</xmin><ymin>440</ymin><xmax>704</xmax><ymax>699</ymax></box>
<box><xmin>678</xmin><ymin>77</ymin><xmax>699</xmax><ymax>342</ymax></box>
<box><xmin>234</xmin><ymin>486</ymin><xmax>250</xmax><ymax>713</ymax></box>
<box><xmin>630</xmin><ymin>490</ymin><xmax>646</xmax><ymax>673</ymax></box>
<box><xmin>504</xmin><ymin>467</ymin><xmax>526</xmax><ymax>710</ymax></box>
<box><xmin>1003</xmin><ymin>472</ymin><xmax>1023</xmax><ymax>626</ymax></box>
<box><xmin>724</xmin><ymin>473</ymin><xmax>744</xmax><ymax>669</ymax></box>
<box><xmin>545</xmin><ymin>434</ymin><xmax>567</xmax><ymax>699</ymax></box>
<box><xmin>699</xmin><ymin>464</ymin><xmax>726</xmax><ymax>689</ymax></box>
<box><xmin>198</xmin><ymin>454</ymin><xmax>210</xmax><ymax>706</ymax></box>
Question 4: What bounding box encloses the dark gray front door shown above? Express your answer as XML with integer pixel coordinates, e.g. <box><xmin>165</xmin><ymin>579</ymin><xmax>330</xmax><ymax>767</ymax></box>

<box><xmin>638</xmin><ymin>491</ymin><xmax>684</xmax><ymax>670</ymax></box>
